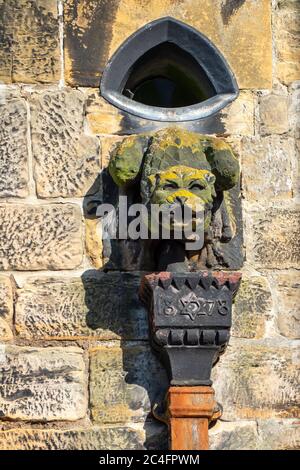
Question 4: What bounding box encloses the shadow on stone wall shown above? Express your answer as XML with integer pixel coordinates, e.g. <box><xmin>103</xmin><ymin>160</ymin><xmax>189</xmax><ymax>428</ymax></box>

<box><xmin>82</xmin><ymin>175</ymin><xmax>168</xmax><ymax>450</ymax></box>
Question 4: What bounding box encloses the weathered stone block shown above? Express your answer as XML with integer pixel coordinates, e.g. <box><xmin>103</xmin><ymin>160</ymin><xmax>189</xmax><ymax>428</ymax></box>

<box><xmin>221</xmin><ymin>91</ymin><xmax>254</xmax><ymax>136</ymax></box>
<box><xmin>0</xmin><ymin>426</ymin><xmax>144</xmax><ymax>450</ymax></box>
<box><xmin>274</xmin><ymin>0</ymin><xmax>300</xmax><ymax>84</ymax></box>
<box><xmin>257</xmin><ymin>418</ymin><xmax>300</xmax><ymax>450</ymax></box>
<box><xmin>64</xmin><ymin>0</ymin><xmax>272</xmax><ymax>89</ymax></box>
<box><xmin>0</xmin><ymin>1</ymin><xmax>13</xmax><ymax>83</ymax></box>
<box><xmin>240</xmin><ymin>136</ymin><xmax>294</xmax><ymax>201</ymax></box>
<box><xmin>209</xmin><ymin>420</ymin><xmax>258</xmax><ymax>450</ymax></box>
<box><xmin>273</xmin><ymin>272</ymin><xmax>300</xmax><ymax>339</ymax></box>
<box><xmin>0</xmin><ymin>276</ymin><xmax>13</xmax><ymax>320</ymax></box>
<box><xmin>0</xmin><ymin>204</ymin><xmax>83</xmax><ymax>270</ymax></box>
<box><xmin>289</xmin><ymin>80</ymin><xmax>300</xmax><ymax>192</ymax></box>
<box><xmin>89</xmin><ymin>344</ymin><xmax>168</xmax><ymax>424</ymax></box>
<box><xmin>232</xmin><ymin>276</ymin><xmax>272</xmax><ymax>339</ymax></box>
<box><xmin>85</xmin><ymin>218</ymin><xmax>103</xmax><ymax>268</ymax></box>
<box><xmin>16</xmin><ymin>273</ymin><xmax>148</xmax><ymax>340</ymax></box>
<box><xmin>30</xmin><ymin>90</ymin><xmax>100</xmax><ymax>197</ymax></box>
<box><xmin>0</xmin><ymin>345</ymin><xmax>87</xmax><ymax>421</ymax></box>
<box><xmin>246</xmin><ymin>206</ymin><xmax>300</xmax><ymax>269</ymax></box>
<box><xmin>86</xmin><ymin>91</ymin><xmax>123</xmax><ymax>135</ymax></box>
<box><xmin>259</xmin><ymin>94</ymin><xmax>289</xmax><ymax>135</ymax></box>
<box><xmin>0</xmin><ymin>276</ymin><xmax>14</xmax><ymax>341</ymax></box>
<box><xmin>289</xmin><ymin>80</ymin><xmax>300</xmax><ymax>134</ymax></box>
<box><xmin>212</xmin><ymin>338</ymin><xmax>300</xmax><ymax>420</ymax></box>
<box><xmin>289</xmin><ymin>81</ymin><xmax>300</xmax><ymax>196</ymax></box>
<box><xmin>0</xmin><ymin>319</ymin><xmax>13</xmax><ymax>342</ymax></box>
<box><xmin>0</xmin><ymin>91</ymin><xmax>28</xmax><ymax>197</ymax></box>
<box><xmin>0</xmin><ymin>0</ymin><xmax>60</xmax><ymax>83</ymax></box>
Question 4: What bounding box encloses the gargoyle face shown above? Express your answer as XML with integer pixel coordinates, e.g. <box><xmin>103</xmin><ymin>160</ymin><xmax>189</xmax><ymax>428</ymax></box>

<box><xmin>148</xmin><ymin>165</ymin><xmax>216</xmax><ymax>232</ymax></box>
<box><xmin>107</xmin><ymin>128</ymin><xmax>240</xmax><ymax>270</ymax></box>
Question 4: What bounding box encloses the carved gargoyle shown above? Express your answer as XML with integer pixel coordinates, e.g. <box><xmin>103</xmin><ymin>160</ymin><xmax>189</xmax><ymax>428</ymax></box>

<box><xmin>107</xmin><ymin>128</ymin><xmax>240</xmax><ymax>272</ymax></box>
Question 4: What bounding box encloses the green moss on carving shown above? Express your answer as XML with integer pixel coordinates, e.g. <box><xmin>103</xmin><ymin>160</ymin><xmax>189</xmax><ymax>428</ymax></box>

<box><xmin>108</xmin><ymin>135</ymin><xmax>149</xmax><ymax>187</ymax></box>
<box><xmin>108</xmin><ymin>128</ymin><xmax>239</xmax><ymax>193</ymax></box>
<box><xmin>205</xmin><ymin>143</ymin><xmax>239</xmax><ymax>191</ymax></box>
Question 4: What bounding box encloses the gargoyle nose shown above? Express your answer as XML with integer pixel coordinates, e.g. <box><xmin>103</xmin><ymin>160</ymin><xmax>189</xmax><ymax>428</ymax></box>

<box><xmin>175</xmin><ymin>196</ymin><xmax>188</xmax><ymax>206</ymax></box>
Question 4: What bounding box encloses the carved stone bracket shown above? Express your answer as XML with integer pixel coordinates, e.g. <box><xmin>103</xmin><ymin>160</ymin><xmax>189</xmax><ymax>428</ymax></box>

<box><xmin>140</xmin><ymin>271</ymin><xmax>241</xmax><ymax>386</ymax></box>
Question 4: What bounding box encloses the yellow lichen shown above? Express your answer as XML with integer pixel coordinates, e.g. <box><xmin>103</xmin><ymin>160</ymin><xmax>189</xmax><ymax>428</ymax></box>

<box><xmin>116</xmin><ymin>134</ymin><xmax>146</xmax><ymax>152</ymax></box>
<box><xmin>151</xmin><ymin>128</ymin><xmax>235</xmax><ymax>155</ymax></box>
<box><xmin>206</xmin><ymin>137</ymin><xmax>233</xmax><ymax>151</ymax></box>
<box><xmin>165</xmin><ymin>188</ymin><xmax>202</xmax><ymax>204</ymax></box>
<box><xmin>152</xmin><ymin>165</ymin><xmax>213</xmax><ymax>183</ymax></box>
<box><xmin>153</xmin><ymin>128</ymin><xmax>204</xmax><ymax>152</ymax></box>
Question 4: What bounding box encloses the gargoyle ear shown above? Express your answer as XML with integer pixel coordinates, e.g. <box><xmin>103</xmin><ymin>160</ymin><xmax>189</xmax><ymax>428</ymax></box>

<box><xmin>203</xmin><ymin>138</ymin><xmax>239</xmax><ymax>191</ymax></box>
<box><xmin>108</xmin><ymin>135</ymin><xmax>149</xmax><ymax>187</ymax></box>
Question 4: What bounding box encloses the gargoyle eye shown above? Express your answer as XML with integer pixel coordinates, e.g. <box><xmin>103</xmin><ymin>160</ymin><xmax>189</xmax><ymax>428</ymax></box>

<box><xmin>163</xmin><ymin>182</ymin><xmax>178</xmax><ymax>190</ymax></box>
<box><xmin>189</xmin><ymin>183</ymin><xmax>206</xmax><ymax>191</ymax></box>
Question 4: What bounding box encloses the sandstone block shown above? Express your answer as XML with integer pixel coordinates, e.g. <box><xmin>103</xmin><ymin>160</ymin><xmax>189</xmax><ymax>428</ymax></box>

<box><xmin>232</xmin><ymin>276</ymin><xmax>272</xmax><ymax>339</ymax></box>
<box><xmin>289</xmin><ymin>81</ymin><xmax>300</xmax><ymax>138</ymax></box>
<box><xmin>257</xmin><ymin>418</ymin><xmax>300</xmax><ymax>450</ymax></box>
<box><xmin>259</xmin><ymin>94</ymin><xmax>289</xmax><ymax>135</ymax></box>
<box><xmin>15</xmin><ymin>273</ymin><xmax>148</xmax><ymax>340</ymax></box>
<box><xmin>240</xmin><ymin>136</ymin><xmax>294</xmax><ymax>201</ymax></box>
<box><xmin>246</xmin><ymin>206</ymin><xmax>300</xmax><ymax>269</ymax></box>
<box><xmin>212</xmin><ymin>338</ymin><xmax>300</xmax><ymax>420</ymax></box>
<box><xmin>86</xmin><ymin>92</ymin><xmax>123</xmax><ymax>135</ymax></box>
<box><xmin>273</xmin><ymin>272</ymin><xmax>300</xmax><ymax>339</ymax></box>
<box><xmin>274</xmin><ymin>1</ymin><xmax>300</xmax><ymax>84</ymax></box>
<box><xmin>0</xmin><ymin>1</ymin><xmax>13</xmax><ymax>83</ymax></box>
<box><xmin>0</xmin><ymin>204</ymin><xmax>83</xmax><ymax>270</ymax></box>
<box><xmin>0</xmin><ymin>345</ymin><xmax>87</xmax><ymax>421</ymax></box>
<box><xmin>221</xmin><ymin>91</ymin><xmax>254</xmax><ymax>136</ymax></box>
<box><xmin>0</xmin><ymin>426</ymin><xmax>143</xmax><ymax>450</ymax></box>
<box><xmin>0</xmin><ymin>276</ymin><xmax>13</xmax><ymax>320</ymax></box>
<box><xmin>0</xmin><ymin>276</ymin><xmax>14</xmax><ymax>341</ymax></box>
<box><xmin>64</xmin><ymin>0</ymin><xmax>272</xmax><ymax>89</ymax></box>
<box><xmin>30</xmin><ymin>90</ymin><xmax>100</xmax><ymax>197</ymax></box>
<box><xmin>0</xmin><ymin>91</ymin><xmax>28</xmax><ymax>197</ymax></box>
<box><xmin>0</xmin><ymin>0</ymin><xmax>60</xmax><ymax>83</ymax></box>
<box><xmin>89</xmin><ymin>344</ymin><xmax>168</xmax><ymax>424</ymax></box>
<box><xmin>85</xmin><ymin>218</ymin><xmax>103</xmax><ymax>269</ymax></box>
<box><xmin>0</xmin><ymin>320</ymin><xmax>13</xmax><ymax>342</ymax></box>
<box><xmin>209</xmin><ymin>420</ymin><xmax>258</xmax><ymax>450</ymax></box>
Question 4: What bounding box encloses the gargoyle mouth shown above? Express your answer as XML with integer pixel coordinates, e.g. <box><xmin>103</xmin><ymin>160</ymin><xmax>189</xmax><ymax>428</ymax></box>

<box><xmin>165</xmin><ymin>203</ymin><xmax>208</xmax><ymax>233</ymax></box>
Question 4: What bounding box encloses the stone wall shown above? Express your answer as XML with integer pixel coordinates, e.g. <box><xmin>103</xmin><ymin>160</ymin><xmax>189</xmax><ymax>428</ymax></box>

<box><xmin>0</xmin><ymin>0</ymin><xmax>299</xmax><ymax>450</ymax></box>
